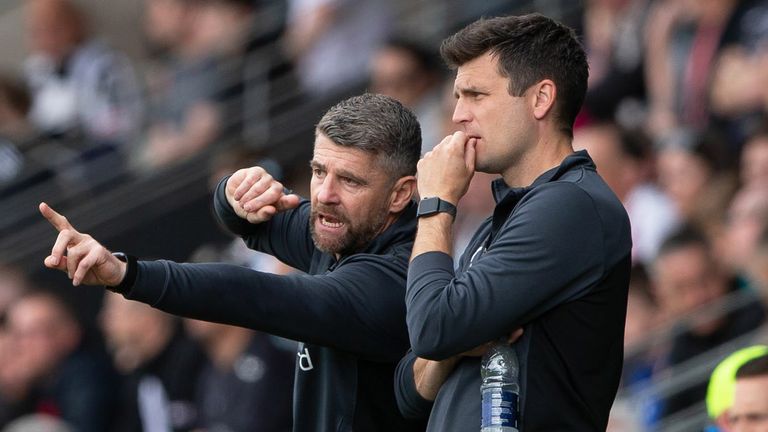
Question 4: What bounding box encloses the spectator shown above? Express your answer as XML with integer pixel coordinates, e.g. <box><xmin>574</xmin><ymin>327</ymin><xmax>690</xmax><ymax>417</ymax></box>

<box><xmin>650</xmin><ymin>226</ymin><xmax>765</xmax><ymax>421</ymax></box>
<box><xmin>574</xmin><ymin>121</ymin><xmax>680</xmax><ymax>264</ymax></box>
<box><xmin>0</xmin><ymin>73</ymin><xmax>56</xmax><ymax>198</ymax></box>
<box><xmin>182</xmin><ymin>241</ymin><xmax>294</xmax><ymax>432</ymax></box>
<box><xmin>581</xmin><ymin>0</ymin><xmax>650</xmax><ymax>125</ymax></box>
<box><xmin>707</xmin><ymin>0</ymin><xmax>768</xmax><ymax>149</ymax></box>
<box><xmin>5</xmin><ymin>290</ymin><xmax>117</xmax><ymax>432</ymax></box>
<box><xmin>741</xmin><ymin>125</ymin><xmax>768</xmax><ymax>188</ymax></box>
<box><xmin>706</xmin><ymin>345</ymin><xmax>768</xmax><ymax>430</ymax></box>
<box><xmin>655</xmin><ymin>126</ymin><xmax>737</xmax><ymax>229</ymax></box>
<box><xmin>139</xmin><ymin>0</ymin><xmax>289</xmax><ymax>170</ymax></box>
<box><xmin>644</xmin><ymin>0</ymin><xmax>740</xmax><ymax>137</ymax></box>
<box><xmin>23</xmin><ymin>0</ymin><xmax>143</xmax><ymax>153</ymax></box>
<box><xmin>184</xmin><ymin>319</ymin><xmax>294</xmax><ymax>432</ymax></box>
<box><xmin>370</xmin><ymin>37</ymin><xmax>445</xmax><ymax>153</ymax></box>
<box><xmin>716</xmin><ymin>184</ymin><xmax>768</xmax><ymax>280</ymax></box>
<box><xmin>747</xmin><ymin>225</ymin><xmax>768</xmax><ymax>297</ymax></box>
<box><xmin>726</xmin><ymin>353</ymin><xmax>768</xmax><ymax>431</ymax></box>
<box><xmin>142</xmin><ymin>0</ymin><xmax>192</xmax><ymax>59</ymax></box>
<box><xmin>100</xmin><ymin>292</ymin><xmax>206</xmax><ymax>432</ymax></box>
<box><xmin>285</xmin><ymin>0</ymin><xmax>392</xmax><ymax>98</ymax></box>
<box><xmin>0</xmin><ymin>266</ymin><xmax>29</xmax><ymax>427</ymax></box>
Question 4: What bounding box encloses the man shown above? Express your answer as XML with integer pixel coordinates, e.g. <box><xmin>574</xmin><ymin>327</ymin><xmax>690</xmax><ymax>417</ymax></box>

<box><xmin>24</xmin><ymin>0</ymin><xmax>142</xmax><ymax>148</ymax></box>
<box><xmin>184</xmin><ymin>318</ymin><xmax>294</xmax><ymax>432</ymax></box>
<box><xmin>395</xmin><ymin>14</ymin><xmax>632</xmax><ymax>431</ymax></box>
<box><xmin>5</xmin><ymin>290</ymin><xmax>117</xmax><ymax>431</ymax></box>
<box><xmin>650</xmin><ymin>226</ymin><xmax>764</xmax><ymax>421</ymax></box>
<box><xmin>40</xmin><ymin>93</ymin><xmax>425</xmax><ymax>431</ymax></box>
<box><xmin>100</xmin><ymin>292</ymin><xmax>207</xmax><ymax>432</ymax></box>
<box><xmin>727</xmin><ymin>354</ymin><xmax>768</xmax><ymax>431</ymax></box>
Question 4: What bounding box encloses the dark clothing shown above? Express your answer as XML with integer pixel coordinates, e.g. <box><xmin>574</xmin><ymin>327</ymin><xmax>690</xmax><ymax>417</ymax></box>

<box><xmin>196</xmin><ymin>334</ymin><xmax>294</xmax><ymax>432</ymax></box>
<box><xmin>122</xmin><ymin>179</ymin><xmax>425</xmax><ymax>432</ymax></box>
<box><xmin>113</xmin><ymin>328</ymin><xmax>207</xmax><ymax>432</ymax></box>
<box><xmin>398</xmin><ymin>151</ymin><xmax>632</xmax><ymax>431</ymax></box>
<box><xmin>659</xmin><ymin>296</ymin><xmax>765</xmax><ymax>419</ymax></box>
<box><xmin>14</xmin><ymin>345</ymin><xmax>118</xmax><ymax>432</ymax></box>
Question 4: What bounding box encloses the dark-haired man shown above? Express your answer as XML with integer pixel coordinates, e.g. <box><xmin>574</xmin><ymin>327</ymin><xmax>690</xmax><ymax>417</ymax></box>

<box><xmin>40</xmin><ymin>93</ymin><xmax>426</xmax><ymax>431</ymax></box>
<box><xmin>396</xmin><ymin>14</ymin><xmax>632</xmax><ymax>431</ymax></box>
<box><xmin>728</xmin><ymin>354</ymin><xmax>768</xmax><ymax>432</ymax></box>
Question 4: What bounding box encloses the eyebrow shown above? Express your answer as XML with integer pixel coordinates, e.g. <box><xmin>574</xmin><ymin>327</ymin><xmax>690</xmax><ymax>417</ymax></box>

<box><xmin>309</xmin><ymin>160</ymin><xmax>369</xmax><ymax>186</ymax></box>
<box><xmin>453</xmin><ymin>85</ymin><xmax>487</xmax><ymax>99</ymax></box>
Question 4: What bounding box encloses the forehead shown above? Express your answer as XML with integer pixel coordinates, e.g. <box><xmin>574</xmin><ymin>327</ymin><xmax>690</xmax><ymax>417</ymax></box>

<box><xmin>656</xmin><ymin>246</ymin><xmax>709</xmax><ymax>276</ymax></box>
<box><xmin>454</xmin><ymin>52</ymin><xmax>507</xmax><ymax>92</ymax></box>
<box><xmin>733</xmin><ymin>376</ymin><xmax>768</xmax><ymax>408</ymax></box>
<box><xmin>312</xmin><ymin>133</ymin><xmax>381</xmax><ymax>176</ymax></box>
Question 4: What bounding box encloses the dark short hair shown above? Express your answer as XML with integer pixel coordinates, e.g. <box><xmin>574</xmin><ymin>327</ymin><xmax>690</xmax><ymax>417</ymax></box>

<box><xmin>316</xmin><ymin>93</ymin><xmax>422</xmax><ymax>178</ymax></box>
<box><xmin>736</xmin><ymin>354</ymin><xmax>768</xmax><ymax>379</ymax></box>
<box><xmin>384</xmin><ymin>36</ymin><xmax>442</xmax><ymax>76</ymax></box>
<box><xmin>657</xmin><ymin>224</ymin><xmax>711</xmax><ymax>259</ymax></box>
<box><xmin>440</xmin><ymin>13</ymin><xmax>588</xmax><ymax>137</ymax></box>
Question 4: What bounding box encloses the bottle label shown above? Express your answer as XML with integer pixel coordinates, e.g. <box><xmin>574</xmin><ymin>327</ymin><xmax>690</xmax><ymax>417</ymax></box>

<box><xmin>481</xmin><ymin>387</ymin><xmax>518</xmax><ymax>430</ymax></box>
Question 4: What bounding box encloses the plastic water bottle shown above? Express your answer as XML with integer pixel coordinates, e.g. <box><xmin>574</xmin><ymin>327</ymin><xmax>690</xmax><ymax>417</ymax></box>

<box><xmin>480</xmin><ymin>340</ymin><xmax>520</xmax><ymax>432</ymax></box>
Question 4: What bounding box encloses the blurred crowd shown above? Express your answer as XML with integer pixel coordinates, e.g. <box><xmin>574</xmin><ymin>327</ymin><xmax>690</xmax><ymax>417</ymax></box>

<box><xmin>1</xmin><ymin>0</ymin><xmax>768</xmax><ymax>430</ymax></box>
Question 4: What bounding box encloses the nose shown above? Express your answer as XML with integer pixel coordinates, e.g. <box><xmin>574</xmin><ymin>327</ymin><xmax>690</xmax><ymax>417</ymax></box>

<box><xmin>315</xmin><ymin>176</ymin><xmax>340</xmax><ymax>205</ymax></box>
<box><xmin>452</xmin><ymin>98</ymin><xmax>472</xmax><ymax>124</ymax></box>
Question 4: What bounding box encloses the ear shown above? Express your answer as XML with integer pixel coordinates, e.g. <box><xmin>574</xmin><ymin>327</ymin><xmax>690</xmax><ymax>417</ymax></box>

<box><xmin>388</xmin><ymin>175</ymin><xmax>417</xmax><ymax>213</ymax></box>
<box><xmin>531</xmin><ymin>79</ymin><xmax>556</xmax><ymax>120</ymax></box>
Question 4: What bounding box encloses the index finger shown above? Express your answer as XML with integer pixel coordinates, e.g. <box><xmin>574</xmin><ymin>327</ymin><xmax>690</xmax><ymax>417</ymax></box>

<box><xmin>39</xmin><ymin>202</ymin><xmax>75</xmax><ymax>232</ymax></box>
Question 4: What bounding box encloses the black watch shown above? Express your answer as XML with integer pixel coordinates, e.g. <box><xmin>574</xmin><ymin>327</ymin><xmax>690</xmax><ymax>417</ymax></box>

<box><xmin>416</xmin><ymin>197</ymin><xmax>457</xmax><ymax>219</ymax></box>
<box><xmin>109</xmin><ymin>252</ymin><xmax>138</xmax><ymax>294</ymax></box>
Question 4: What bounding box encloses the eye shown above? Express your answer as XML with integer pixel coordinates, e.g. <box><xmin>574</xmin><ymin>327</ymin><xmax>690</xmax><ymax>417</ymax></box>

<box><xmin>341</xmin><ymin>176</ymin><xmax>360</xmax><ymax>187</ymax></box>
<box><xmin>312</xmin><ymin>167</ymin><xmax>326</xmax><ymax>178</ymax></box>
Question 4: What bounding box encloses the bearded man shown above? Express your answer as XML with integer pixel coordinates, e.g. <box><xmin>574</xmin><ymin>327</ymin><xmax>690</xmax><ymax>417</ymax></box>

<box><xmin>40</xmin><ymin>93</ymin><xmax>426</xmax><ymax>432</ymax></box>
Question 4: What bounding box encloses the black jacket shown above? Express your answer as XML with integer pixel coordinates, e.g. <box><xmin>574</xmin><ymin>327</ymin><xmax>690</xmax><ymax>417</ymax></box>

<box><xmin>123</xmin><ymin>179</ymin><xmax>425</xmax><ymax>432</ymax></box>
<box><xmin>397</xmin><ymin>151</ymin><xmax>632</xmax><ymax>431</ymax></box>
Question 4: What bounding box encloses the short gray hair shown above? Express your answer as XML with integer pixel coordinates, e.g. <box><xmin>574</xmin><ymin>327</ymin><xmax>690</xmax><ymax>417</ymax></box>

<box><xmin>316</xmin><ymin>93</ymin><xmax>422</xmax><ymax>178</ymax></box>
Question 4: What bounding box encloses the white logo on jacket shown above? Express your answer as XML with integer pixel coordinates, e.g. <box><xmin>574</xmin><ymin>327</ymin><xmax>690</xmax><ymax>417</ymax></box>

<box><xmin>298</xmin><ymin>345</ymin><xmax>314</xmax><ymax>371</ymax></box>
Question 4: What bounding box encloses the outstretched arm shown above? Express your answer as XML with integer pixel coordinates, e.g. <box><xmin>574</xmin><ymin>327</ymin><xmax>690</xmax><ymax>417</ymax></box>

<box><xmin>39</xmin><ymin>203</ymin><xmax>412</xmax><ymax>360</ymax></box>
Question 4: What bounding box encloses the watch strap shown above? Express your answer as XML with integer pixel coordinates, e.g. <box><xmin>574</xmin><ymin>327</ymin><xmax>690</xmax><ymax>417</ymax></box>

<box><xmin>109</xmin><ymin>252</ymin><xmax>138</xmax><ymax>294</ymax></box>
<box><xmin>417</xmin><ymin>197</ymin><xmax>457</xmax><ymax>219</ymax></box>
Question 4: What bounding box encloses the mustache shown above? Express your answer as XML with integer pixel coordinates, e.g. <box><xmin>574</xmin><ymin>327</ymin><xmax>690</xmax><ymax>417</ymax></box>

<box><xmin>311</xmin><ymin>203</ymin><xmax>349</xmax><ymax>222</ymax></box>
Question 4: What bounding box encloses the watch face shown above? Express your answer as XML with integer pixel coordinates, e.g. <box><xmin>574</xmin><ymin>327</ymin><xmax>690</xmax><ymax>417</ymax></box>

<box><xmin>418</xmin><ymin>197</ymin><xmax>440</xmax><ymax>216</ymax></box>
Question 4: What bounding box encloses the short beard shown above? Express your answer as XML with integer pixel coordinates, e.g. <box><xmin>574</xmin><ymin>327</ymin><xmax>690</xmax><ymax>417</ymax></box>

<box><xmin>310</xmin><ymin>203</ymin><xmax>389</xmax><ymax>256</ymax></box>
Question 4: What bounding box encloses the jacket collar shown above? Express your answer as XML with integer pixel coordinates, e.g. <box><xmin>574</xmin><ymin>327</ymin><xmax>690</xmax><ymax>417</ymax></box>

<box><xmin>491</xmin><ymin>150</ymin><xmax>595</xmax><ymax>203</ymax></box>
<box><xmin>487</xmin><ymin>150</ymin><xmax>595</xmax><ymax>241</ymax></box>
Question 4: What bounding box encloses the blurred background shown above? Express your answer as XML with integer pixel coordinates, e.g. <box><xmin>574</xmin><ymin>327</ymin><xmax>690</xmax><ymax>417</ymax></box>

<box><xmin>0</xmin><ymin>0</ymin><xmax>768</xmax><ymax>431</ymax></box>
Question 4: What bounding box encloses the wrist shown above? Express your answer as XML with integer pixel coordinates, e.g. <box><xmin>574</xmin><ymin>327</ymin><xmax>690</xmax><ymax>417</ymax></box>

<box><xmin>109</xmin><ymin>253</ymin><xmax>138</xmax><ymax>294</ymax></box>
<box><xmin>416</xmin><ymin>197</ymin><xmax>457</xmax><ymax>220</ymax></box>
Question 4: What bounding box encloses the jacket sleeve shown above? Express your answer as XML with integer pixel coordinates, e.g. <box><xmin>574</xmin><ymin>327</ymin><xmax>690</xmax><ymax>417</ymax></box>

<box><xmin>213</xmin><ymin>175</ymin><xmax>315</xmax><ymax>272</ymax></box>
<box><xmin>126</xmin><ymin>255</ymin><xmax>411</xmax><ymax>361</ymax></box>
<box><xmin>406</xmin><ymin>183</ymin><xmax>608</xmax><ymax>360</ymax></box>
<box><xmin>394</xmin><ymin>349</ymin><xmax>434</xmax><ymax>419</ymax></box>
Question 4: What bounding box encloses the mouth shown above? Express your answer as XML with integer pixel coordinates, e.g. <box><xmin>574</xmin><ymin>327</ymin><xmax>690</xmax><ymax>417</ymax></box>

<box><xmin>318</xmin><ymin>213</ymin><xmax>345</xmax><ymax>229</ymax></box>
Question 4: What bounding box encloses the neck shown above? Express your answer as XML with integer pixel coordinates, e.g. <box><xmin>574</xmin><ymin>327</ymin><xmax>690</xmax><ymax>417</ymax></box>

<box><xmin>501</xmin><ymin>133</ymin><xmax>574</xmax><ymax>187</ymax></box>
